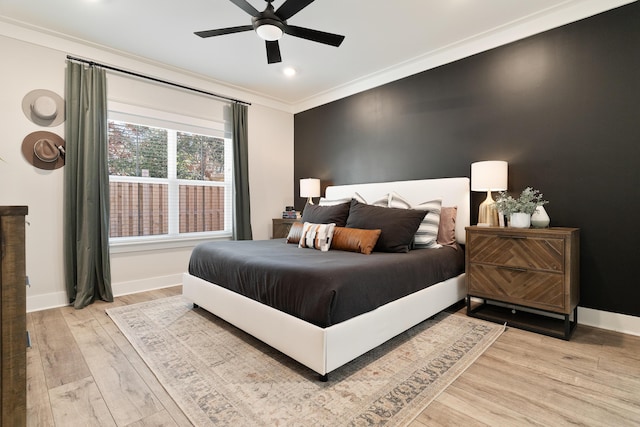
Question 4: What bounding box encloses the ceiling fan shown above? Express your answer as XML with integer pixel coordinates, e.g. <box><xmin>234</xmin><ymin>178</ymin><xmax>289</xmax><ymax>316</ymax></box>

<box><xmin>195</xmin><ymin>0</ymin><xmax>345</xmax><ymax>64</ymax></box>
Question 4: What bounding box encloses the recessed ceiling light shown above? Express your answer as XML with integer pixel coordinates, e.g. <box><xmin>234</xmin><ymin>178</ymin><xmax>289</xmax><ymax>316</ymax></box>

<box><xmin>283</xmin><ymin>67</ymin><xmax>296</xmax><ymax>77</ymax></box>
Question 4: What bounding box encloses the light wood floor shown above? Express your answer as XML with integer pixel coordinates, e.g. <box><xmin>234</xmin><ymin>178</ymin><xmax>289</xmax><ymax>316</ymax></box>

<box><xmin>27</xmin><ymin>286</ymin><xmax>640</xmax><ymax>426</ymax></box>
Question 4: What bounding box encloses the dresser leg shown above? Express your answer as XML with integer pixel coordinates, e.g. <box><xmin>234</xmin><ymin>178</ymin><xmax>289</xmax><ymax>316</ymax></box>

<box><xmin>563</xmin><ymin>307</ymin><xmax>579</xmax><ymax>340</ymax></box>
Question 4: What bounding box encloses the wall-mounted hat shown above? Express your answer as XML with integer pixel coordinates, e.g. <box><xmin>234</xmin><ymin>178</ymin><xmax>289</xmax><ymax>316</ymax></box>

<box><xmin>22</xmin><ymin>89</ymin><xmax>65</xmax><ymax>127</ymax></box>
<box><xmin>22</xmin><ymin>131</ymin><xmax>66</xmax><ymax>170</ymax></box>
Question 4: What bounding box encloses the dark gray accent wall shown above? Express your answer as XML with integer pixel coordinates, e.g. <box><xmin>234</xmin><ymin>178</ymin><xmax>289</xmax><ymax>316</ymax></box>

<box><xmin>293</xmin><ymin>3</ymin><xmax>640</xmax><ymax>317</ymax></box>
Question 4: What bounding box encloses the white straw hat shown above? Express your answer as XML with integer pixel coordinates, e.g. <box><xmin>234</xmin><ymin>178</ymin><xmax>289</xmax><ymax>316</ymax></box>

<box><xmin>22</xmin><ymin>89</ymin><xmax>65</xmax><ymax>127</ymax></box>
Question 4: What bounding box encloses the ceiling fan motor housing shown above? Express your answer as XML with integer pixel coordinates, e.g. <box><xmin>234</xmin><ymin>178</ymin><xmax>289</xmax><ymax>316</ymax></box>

<box><xmin>252</xmin><ymin>17</ymin><xmax>285</xmax><ymax>40</ymax></box>
<box><xmin>252</xmin><ymin>1</ymin><xmax>285</xmax><ymax>40</ymax></box>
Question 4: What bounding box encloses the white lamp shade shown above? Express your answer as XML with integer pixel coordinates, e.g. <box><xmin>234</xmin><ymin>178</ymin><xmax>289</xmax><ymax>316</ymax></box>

<box><xmin>471</xmin><ymin>161</ymin><xmax>508</xmax><ymax>191</ymax></box>
<box><xmin>299</xmin><ymin>178</ymin><xmax>320</xmax><ymax>198</ymax></box>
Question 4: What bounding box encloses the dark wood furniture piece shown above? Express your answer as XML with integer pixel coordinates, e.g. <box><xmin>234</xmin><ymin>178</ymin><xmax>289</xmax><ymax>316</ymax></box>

<box><xmin>0</xmin><ymin>206</ymin><xmax>28</xmax><ymax>426</ymax></box>
<box><xmin>465</xmin><ymin>226</ymin><xmax>579</xmax><ymax>340</ymax></box>
<box><xmin>272</xmin><ymin>218</ymin><xmax>299</xmax><ymax>239</ymax></box>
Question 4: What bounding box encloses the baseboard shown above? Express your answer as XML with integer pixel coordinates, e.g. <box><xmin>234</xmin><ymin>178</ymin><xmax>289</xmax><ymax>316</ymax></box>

<box><xmin>26</xmin><ymin>273</ymin><xmax>182</xmax><ymax>312</ymax></box>
<box><xmin>578</xmin><ymin>307</ymin><xmax>640</xmax><ymax>337</ymax></box>
<box><xmin>27</xmin><ymin>291</ymin><xmax>70</xmax><ymax>312</ymax></box>
<box><xmin>110</xmin><ymin>273</ymin><xmax>183</xmax><ymax>298</ymax></box>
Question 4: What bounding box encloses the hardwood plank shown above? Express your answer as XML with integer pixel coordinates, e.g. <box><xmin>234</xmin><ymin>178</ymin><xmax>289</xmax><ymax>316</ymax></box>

<box><xmin>483</xmin><ymin>328</ymin><xmax>640</xmax><ymax>419</ymax></box>
<box><xmin>61</xmin><ymin>309</ymin><xmax>163</xmax><ymax>426</ymax></box>
<box><xmin>445</xmin><ymin>364</ymin><xmax>569</xmax><ymax>426</ymax></box>
<box><xmin>30</xmin><ymin>309</ymin><xmax>92</xmax><ymax>388</ymax></box>
<box><xmin>124</xmin><ymin>410</ymin><xmax>179</xmax><ymax>427</ymax></box>
<box><xmin>425</xmin><ymin>318</ymin><xmax>640</xmax><ymax>426</ymax></box>
<box><xmin>48</xmin><ymin>377</ymin><xmax>116</xmax><ymax>427</ymax></box>
<box><xmin>570</xmin><ymin>323</ymin><xmax>640</xmax><ymax>350</ymax></box>
<box><xmin>598</xmin><ymin>352</ymin><xmax>640</xmax><ymax>379</ymax></box>
<box><xmin>460</xmin><ymin>351</ymin><xmax>638</xmax><ymax>426</ymax></box>
<box><xmin>410</xmin><ymin>397</ymin><xmax>492</xmax><ymax>427</ymax></box>
<box><xmin>25</xmin><ymin>313</ymin><xmax>55</xmax><ymax>427</ymax></box>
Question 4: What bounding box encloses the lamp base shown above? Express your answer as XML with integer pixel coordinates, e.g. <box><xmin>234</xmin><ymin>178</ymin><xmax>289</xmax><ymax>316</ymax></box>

<box><xmin>306</xmin><ymin>197</ymin><xmax>315</xmax><ymax>205</ymax></box>
<box><xmin>478</xmin><ymin>191</ymin><xmax>499</xmax><ymax>226</ymax></box>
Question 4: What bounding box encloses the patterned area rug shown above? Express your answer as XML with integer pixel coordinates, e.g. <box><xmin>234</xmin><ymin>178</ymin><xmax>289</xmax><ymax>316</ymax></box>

<box><xmin>107</xmin><ymin>296</ymin><xmax>503</xmax><ymax>426</ymax></box>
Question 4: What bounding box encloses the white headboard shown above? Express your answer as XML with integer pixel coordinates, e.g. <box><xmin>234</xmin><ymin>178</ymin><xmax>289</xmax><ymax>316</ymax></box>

<box><xmin>325</xmin><ymin>177</ymin><xmax>470</xmax><ymax>244</ymax></box>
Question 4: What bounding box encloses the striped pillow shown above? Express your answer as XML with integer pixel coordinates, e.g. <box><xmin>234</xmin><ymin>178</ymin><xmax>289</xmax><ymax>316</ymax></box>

<box><xmin>388</xmin><ymin>192</ymin><xmax>442</xmax><ymax>248</ymax></box>
<box><xmin>298</xmin><ymin>222</ymin><xmax>336</xmax><ymax>251</ymax></box>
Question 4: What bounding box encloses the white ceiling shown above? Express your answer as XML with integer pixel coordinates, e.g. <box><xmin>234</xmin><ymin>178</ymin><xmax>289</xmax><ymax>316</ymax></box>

<box><xmin>0</xmin><ymin>0</ymin><xmax>632</xmax><ymax>111</ymax></box>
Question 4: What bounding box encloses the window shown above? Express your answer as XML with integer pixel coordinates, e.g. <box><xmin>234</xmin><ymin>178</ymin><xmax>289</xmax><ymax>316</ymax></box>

<box><xmin>108</xmin><ymin>102</ymin><xmax>232</xmax><ymax>247</ymax></box>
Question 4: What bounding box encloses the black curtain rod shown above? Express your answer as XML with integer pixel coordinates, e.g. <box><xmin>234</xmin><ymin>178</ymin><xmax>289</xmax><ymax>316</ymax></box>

<box><xmin>66</xmin><ymin>55</ymin><xmax>251</xmax><ymax>106</ymax></box>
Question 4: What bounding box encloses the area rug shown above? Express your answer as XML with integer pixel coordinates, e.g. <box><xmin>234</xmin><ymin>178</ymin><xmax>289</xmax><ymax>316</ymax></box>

<box><xmin>107</xmin><ymin>296</ymin><xmax>503</xmax><ymax>426</ymax></box>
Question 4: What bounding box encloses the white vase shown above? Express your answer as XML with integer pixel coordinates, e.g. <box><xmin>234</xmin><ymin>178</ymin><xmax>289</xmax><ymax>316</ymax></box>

<box><xmin>531</xmin><ymin>205</ymin><xmax>550</xmax><ymax>228</ymax></box>
<box><xmin>510</xmin><ymin>212</ymin><xmax>531</xmax><ymax>228</ymax></box>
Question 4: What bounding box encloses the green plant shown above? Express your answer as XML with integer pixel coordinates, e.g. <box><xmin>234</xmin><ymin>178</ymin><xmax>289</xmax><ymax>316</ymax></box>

<box><xmin>494</xmin><ymin>187</ymin><xmax>548</xmax><ymax>216</ymax></box>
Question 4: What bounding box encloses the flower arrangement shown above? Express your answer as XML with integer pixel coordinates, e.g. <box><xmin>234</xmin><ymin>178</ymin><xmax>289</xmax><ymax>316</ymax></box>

<box><xmin>494</xmin><ymin>187</ymin><xmax>548</xmax><ymax>216</ymax></box>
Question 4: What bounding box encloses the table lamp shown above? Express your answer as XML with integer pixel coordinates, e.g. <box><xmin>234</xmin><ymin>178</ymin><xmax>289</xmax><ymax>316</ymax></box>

<box><xmin>300</xmin><ymin>178</ymin><xmax>320</xmax><ymax>205</ymax></box>
<box><xmin>471</xmin><ymin>161</ymin><xmax>508</xmax><ymax>226</ymax></box>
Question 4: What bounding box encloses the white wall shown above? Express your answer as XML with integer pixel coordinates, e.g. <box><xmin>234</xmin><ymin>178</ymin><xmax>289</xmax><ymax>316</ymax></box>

<box><xmin>0</xmin><ymin>28</ymin><xmax>294</xmax><ymax>312</ymax></box>
<box><xmin>248</xmin><ymin>103</ymin><xmax>294</xmax><ymax>239</ymax></box>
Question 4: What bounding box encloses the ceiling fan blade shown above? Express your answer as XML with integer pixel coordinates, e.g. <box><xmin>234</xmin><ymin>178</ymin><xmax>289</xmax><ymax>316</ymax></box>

<box><xmin>228</xmin><ymin>0</ymin><xmax>260</xmax><ymax>17</ymax></box>
<box><xmin>284</xmin><ymin>25</ymin><xmax>345</xmax><ymax>47</ymax></box>
<box><xmin>275</xmin><ymin>0</ymin><xmax>315</xmax><ymax>20</ymax></box>
<box><xmin>195</xmin><ymin>25</ymin><xmax>253</xmax><ymax>38</ymax></box>
<box><xmin>266</xmin><ymin>40</ymin><xmax>282</xmax><ymax>64</ymax></box>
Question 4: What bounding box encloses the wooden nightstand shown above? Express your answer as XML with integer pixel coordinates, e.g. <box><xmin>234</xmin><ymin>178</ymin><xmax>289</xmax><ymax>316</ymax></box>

<box><xmin>272</xmin><ymin>218</ymin><xmax>299</xmax><ymax>239</ymax></box>
<box><xmin>465</xmin><ymin>226</ymin><xmax>580</xmax><ymax>340</ymax></box>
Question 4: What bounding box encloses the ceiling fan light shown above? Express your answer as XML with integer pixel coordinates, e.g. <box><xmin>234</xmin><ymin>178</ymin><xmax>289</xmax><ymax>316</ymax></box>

<box><xmin>256</xmin><ymin>24</ymin><xmax>283</xmax><ymax>41</ymax></box>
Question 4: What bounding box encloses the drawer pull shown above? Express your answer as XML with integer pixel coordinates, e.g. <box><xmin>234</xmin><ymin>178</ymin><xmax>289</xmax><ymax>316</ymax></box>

<box><xmin>498</xmin><ymin>266</ymin><xmax>528</xmax><ymax>272</ymax></box>
<box><xmin>498</xmin><ymin>235</ymin><xmax>527</xmax><ymax>239</ymax></box>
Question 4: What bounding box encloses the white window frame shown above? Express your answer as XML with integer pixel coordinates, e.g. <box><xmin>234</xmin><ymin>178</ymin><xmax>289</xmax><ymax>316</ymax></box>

<box><xmin>108</xmin><ymin>101</ymin><xmax>233</xmax><ymax>253</ymax></box>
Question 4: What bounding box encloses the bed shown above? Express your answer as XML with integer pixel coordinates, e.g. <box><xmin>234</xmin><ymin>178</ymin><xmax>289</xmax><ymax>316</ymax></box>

<box><xmin>182</xmin><ymin>177</ymin><xmax>470</xmax><ymax>379</ymax></box>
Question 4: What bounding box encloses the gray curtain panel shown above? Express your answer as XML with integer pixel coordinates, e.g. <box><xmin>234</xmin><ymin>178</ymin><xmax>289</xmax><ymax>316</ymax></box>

<box><xmin>64</xmin><ymin>60</ymin><xmax>113</xmax><ymax>308</ymax></box>
<box><xmin>232</xmin><ymin>103</ymin><xmax>253</xmax><ymax>240</ymax></box>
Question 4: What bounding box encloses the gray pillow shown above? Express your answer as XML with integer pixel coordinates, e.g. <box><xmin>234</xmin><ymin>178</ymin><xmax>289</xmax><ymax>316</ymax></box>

<box><xmin>345</xmin><ymin>200</ymin><xmax>427</xmax><ymax>253</ymax></box>
<box><xmin>301</xmin><ymin>201</ymin><xmax>351</xmax><ymax>227</ymax></box>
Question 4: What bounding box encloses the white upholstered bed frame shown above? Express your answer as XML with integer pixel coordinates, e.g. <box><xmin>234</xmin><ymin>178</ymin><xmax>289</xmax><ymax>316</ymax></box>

<box><xmin>182</xmin><ymin>177</ymin><xmax>470</xmax><ymax>378</ymax></box>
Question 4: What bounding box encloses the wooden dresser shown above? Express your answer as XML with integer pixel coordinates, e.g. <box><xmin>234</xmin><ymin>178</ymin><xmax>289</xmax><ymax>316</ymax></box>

<box><xmin>465</xmin><ymin>226</ymin><xmax>579</xmax><ymax>339</ymax></box>
<box><xmin>1</xmin><ymin>206</ymin><xmax>28</xmax><ymax>426</ymax></box>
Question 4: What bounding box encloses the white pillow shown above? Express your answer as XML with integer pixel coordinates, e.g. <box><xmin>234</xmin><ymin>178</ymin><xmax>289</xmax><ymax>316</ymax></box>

<box><xmin>321</xmin><ymin>193</ymin><xmax>387</xmax><ymax>206</ymax></box>
<box><xmin>388</xmin><ymin>192</ymin><xmax>442</xmax><ymax>248</ymax></box>
<box><xmin>354</xmin><ymin>192</ymin><xmax>389</xmax><ymax>207</ymax></box>
<box><xmin>298</xmin><ymin>222</ymin><xmax>336</xmax><ymax>251</ymax></box>
<box><xmin>319</xmin><ymin>197</ymin><xmax>351</xmax><ymax>206</ymax></box>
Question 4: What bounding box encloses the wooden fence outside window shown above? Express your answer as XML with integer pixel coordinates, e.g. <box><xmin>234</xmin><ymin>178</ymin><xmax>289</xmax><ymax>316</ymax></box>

<box><xmin>109</xmin><ymin>182</ymin><xmax>225</xmax><ymax>237</ymax></box>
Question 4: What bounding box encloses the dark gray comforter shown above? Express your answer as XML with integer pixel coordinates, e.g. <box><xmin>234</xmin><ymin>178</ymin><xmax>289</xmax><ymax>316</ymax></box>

<box><xmin>188</xmin><ymin>239</ymin><xmax>464</xmax><ymax>328</ymax></box>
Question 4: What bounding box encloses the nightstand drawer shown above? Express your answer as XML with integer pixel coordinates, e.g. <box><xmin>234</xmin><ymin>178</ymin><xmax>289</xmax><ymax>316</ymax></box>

<box><xmin>468</xmin><ymin>264</ymin><xmax>565</xmax><ymax>312</ymax></box>
<box><xmin>468</xmin><ymin>233</ymin><xmax>564</xmax><ymax>272</ymax></box>
<box><xmin>272</xmin><ymin>218</ymin><xmax>299</xmax><ymax>239</ymax></box>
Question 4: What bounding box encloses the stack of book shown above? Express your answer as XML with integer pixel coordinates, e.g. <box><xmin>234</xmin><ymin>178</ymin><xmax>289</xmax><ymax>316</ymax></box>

<box><xmin>282</xmin><ymin>206</ymin><xmax>298</xmax><ymax>219</ymax></box>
